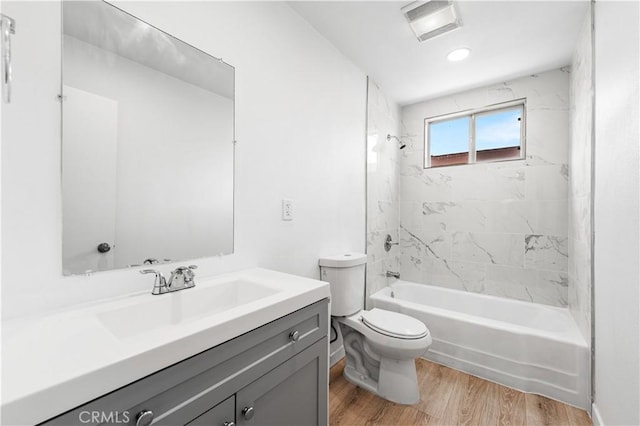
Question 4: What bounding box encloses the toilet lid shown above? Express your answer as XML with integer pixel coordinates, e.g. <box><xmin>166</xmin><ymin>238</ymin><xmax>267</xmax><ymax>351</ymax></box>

<box><xmin>360</xmin><ymin>309</ymin><xmax>428</xmax><ymax>339</ymax></box>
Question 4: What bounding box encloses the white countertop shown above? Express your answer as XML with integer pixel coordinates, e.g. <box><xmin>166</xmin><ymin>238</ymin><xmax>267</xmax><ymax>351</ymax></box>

<box><xmin>1</xmin><ymin>268</ymin><xmax>330</xmax><ymax>426</ymax></box>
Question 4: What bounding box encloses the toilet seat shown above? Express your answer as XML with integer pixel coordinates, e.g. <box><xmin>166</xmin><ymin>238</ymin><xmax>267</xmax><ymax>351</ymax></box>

<box><xmin>360</xmin><ymin>308</ymin><xmax>428</xmax><ymax>339</ymax></box>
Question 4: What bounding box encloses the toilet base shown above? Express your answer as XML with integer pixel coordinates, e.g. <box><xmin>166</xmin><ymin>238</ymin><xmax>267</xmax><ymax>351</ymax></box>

<box><xmin>377</xmin><ymin>357</ymin><xmax>421</xmax><ymax>404</ymax></box>
<box><xmin>340</xmin><ymin>324</ymin><xmax>422</xmax><ymax>405</ymax></box>
<box><xmin>342</xmin><ymin>357</ymin><xmax>420</xmax><ymax>405</ymax></box>
<box><xmin>343</xmin><ymin>363</ymin><xmax>378</xmax><ymax>394</ymax></box>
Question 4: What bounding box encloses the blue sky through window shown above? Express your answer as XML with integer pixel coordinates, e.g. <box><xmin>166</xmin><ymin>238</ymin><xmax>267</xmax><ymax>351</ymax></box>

<box><xmin>476</xmin><ymin>108</ymin><xmax>521</xmax><ymax>151</ymax></box>
<box><xmin>430</xmin><ymin>116</ymin><xmax>469</xmax><ymax>156</ymax></box>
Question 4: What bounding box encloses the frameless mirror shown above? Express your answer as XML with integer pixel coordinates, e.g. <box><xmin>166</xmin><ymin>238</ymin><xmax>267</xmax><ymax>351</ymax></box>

<box><xmin>61</xmin><ymin>0</ymin><xmax>234</xmax><ymax>275</ymax></box>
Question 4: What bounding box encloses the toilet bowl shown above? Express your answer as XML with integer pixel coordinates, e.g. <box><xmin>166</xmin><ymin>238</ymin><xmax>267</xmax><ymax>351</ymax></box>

<box><xmin>319</xmin><ymin>253</ymin><xmax>432</xmax><ymax>405</ymax></box>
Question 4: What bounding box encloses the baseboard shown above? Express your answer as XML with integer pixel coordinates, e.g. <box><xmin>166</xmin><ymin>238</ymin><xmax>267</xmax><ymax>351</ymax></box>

<box><xmin>330</xmin><ymin>345</ymin><xmax>344</xmax><ymax>367</ymax></box>
<box><xmin>591</xmin><ymin>403</ymin><xmax>604</xmax><ymax>426</ymax></box>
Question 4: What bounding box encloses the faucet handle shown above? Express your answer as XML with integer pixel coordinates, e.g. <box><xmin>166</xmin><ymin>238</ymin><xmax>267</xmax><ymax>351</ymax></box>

<box><xmin>173</xmin><ymin>265</ymin><xmax>197</xmax><ymax>271</ymax></box>
<box><xmin>172</xmin><ymin>265</ymin><xmax>197</xmax><ymax>276</ymax></box>
<box><xmin>169</xmin><ymin>265</ymin><xmax>197</xmax><ymax>288</ymax></box>
<box><xmin>182</xmin><ymin>265</ymin><xmax>197</xmax><ymax>284</ymax></box>
<box><xmin>174</xmin><ymin>265</ymin><xmax>198</xmax><ymax>275</ymax></box>
<box><xmin>140</xmin><ymin>269</ymin><xmax>168</xmax><ymax>295</ymax></box>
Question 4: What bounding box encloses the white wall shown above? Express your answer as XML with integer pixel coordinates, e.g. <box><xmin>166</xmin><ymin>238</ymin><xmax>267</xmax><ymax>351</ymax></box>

<box><xmin>593</xmin><ymin>1</ymin><xmax>640</xmax><ymax>425</ymax></box>
<box><xmin>1</xmin><ymin>1</ymin><xmax>366</xmax><ymax>319</ymax></box>
<box><xmin>400</xmin><ymin>69</ymin><xmax>570</xmax><ymax>306</ymax></box>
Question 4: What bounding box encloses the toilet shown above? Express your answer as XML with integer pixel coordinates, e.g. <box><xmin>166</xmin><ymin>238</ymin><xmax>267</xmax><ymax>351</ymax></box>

<box><xmin>319</xmin><ymin>253</ymin><xmax>432</xmax><ymax>405</ymax></box>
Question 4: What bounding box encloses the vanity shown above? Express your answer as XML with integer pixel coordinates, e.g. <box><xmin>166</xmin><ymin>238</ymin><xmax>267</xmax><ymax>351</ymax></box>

<box><xmin>1</xmin><ymin>269</ymin><xmax>330</xmax><ymax>425</ymax></box>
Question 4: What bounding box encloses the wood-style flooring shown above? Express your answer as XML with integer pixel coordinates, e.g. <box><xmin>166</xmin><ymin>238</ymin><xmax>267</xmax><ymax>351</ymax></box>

<box><xmin>329</xmin><ymin>358</ymin><xmax>592</xmax><ymax>426</ymax></box>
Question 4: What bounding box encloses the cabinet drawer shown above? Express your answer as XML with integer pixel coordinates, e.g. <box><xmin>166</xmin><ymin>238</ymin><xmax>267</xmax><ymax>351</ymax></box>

<box><xmin>41</xmin><ymin>299</ymin><xmax>328</xmax><ymax>426</ymax></box>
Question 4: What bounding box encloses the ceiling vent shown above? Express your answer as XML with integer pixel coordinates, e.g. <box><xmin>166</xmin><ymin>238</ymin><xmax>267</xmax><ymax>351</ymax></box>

<box><xmin>401</xmin><ymin>1</ymin><xmax>462</xmax><ymax>42</ymax></box>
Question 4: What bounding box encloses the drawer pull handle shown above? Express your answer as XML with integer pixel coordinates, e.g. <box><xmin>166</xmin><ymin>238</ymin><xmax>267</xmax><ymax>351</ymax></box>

<box><xmin>242</xmin><ymin>406</ymin><xmax>255</xmax><ymax>420</ymax></box>
<box><xmin>135</xmin><ymin>410</ymin><xmax>154</xmax><ymax>426</ymax></box>
<box><xmin>289</xmin><ymin>330</ymin><xmax>300</xmax><ymax>342</ymax></box>
<box><xmin>223</xmin><ymin>422</ymin><xmax>235</xmax><ymax>426</ymax></box>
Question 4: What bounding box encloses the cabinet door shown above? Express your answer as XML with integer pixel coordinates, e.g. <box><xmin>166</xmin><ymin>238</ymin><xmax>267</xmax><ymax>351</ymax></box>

<box><xmin>186</xmin><ymin>395</ymin><xmax>234</xmax><ymax>426</ymax></box>
<box><xmin>236</xmin><ymin>338</ymin><xmax>328</xmax><ymax>426</ymax></box>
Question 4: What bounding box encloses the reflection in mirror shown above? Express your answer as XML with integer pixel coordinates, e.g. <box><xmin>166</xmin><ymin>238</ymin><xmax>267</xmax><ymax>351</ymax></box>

<box><xmin>62</xmin><ymin>1</ymin><xmax>234</xmax><ymax>275</ymax></box>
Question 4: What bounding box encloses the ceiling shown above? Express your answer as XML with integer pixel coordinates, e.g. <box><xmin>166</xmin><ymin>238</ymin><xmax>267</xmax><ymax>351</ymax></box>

<box><xmin>289</xmin><ymin>1</ymin><xmax>590</xmax><ymax>106</ymax></box>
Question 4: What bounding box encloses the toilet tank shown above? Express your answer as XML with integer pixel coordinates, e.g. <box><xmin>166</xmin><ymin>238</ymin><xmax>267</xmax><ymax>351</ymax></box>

<box><xmin>318</xmin><ymin>253</ymin><xmax>367</xmax><ymax>316</ymax></box>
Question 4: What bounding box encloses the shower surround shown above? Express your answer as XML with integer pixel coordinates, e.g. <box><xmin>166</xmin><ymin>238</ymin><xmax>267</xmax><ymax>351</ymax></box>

<box><xmin>399</xmin><ymin>69</ymin><xmax>570</xmax><ymax>307</ymax></box>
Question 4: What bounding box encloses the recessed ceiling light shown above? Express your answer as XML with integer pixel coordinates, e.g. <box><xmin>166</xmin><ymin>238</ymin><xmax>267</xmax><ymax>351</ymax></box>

<box><xmin>447</xmin><ymin>47</ymin><xmax>471</xmax><ymax>62</ymax></box>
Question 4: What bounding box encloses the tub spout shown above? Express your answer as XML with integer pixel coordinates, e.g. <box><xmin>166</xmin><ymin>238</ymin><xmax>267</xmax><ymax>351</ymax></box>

<box><xmin>386</xmin><ymin>271</ymin><xmax>400</xmax><ymax>279</ymax></box>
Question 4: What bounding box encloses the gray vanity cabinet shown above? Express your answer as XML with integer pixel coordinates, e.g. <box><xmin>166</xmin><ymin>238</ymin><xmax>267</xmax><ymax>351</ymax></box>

<box><xmin>39</xmin><ymin>300</ymin><xmax>328</xmax><ymax>426</ymax></box>
<box><xmin>236</xmin><ymin>339</ymin><xmax>327</xmax><ymax>426</ymax></box>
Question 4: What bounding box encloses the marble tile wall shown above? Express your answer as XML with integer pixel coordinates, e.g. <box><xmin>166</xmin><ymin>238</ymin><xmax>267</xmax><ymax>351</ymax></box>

<box><xmin>366</xmin><ymin>78</ymin><xmax>401</xmax><ymax>306</ymax></box>
<box><xmin>568</xmin><ymin>11</ymin><xmax>593</xmax><ymax>341</ymax></box>
<box><xmin>400</xmin><ymin>69</ymin><xmax>571</xmax><ymax>307</ymax></box>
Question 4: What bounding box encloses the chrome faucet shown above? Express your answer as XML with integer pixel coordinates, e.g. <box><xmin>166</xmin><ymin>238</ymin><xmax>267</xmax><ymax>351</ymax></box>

<box><xmin>140</xmin><ymin>265</ymin><xmax>198</xmax><ymax>295</ymax></box>
<box><xmin>386</xmin><ymin>270</ymin><xmax>401</xmax><ymax>279</ymax></box>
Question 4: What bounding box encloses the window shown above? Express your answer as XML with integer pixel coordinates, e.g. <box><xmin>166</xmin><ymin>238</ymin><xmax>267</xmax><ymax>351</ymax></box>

<box><xmin>425</xmin><ymin>99</ymin><xmax>525</xmax><ymax>168</ymax></box>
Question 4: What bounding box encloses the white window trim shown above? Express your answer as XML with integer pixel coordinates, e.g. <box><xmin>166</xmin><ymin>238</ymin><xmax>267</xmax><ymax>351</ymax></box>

<box><xmin>424</xmin><ymin>98</ymin><xmax>527</xmax><ymax>168</ymax></box>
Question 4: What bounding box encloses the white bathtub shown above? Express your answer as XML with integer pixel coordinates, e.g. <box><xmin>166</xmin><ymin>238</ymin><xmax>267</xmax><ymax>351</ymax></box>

<box><xmin>371</xmin><ymin>281</ymin><xmax>590</xmax><ymax>409</ymax></box>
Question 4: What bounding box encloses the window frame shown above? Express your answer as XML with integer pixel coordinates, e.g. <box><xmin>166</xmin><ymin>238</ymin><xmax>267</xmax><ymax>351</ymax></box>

<box><xmin>424</xmin><ymin>98</ymin><xmax>527</xmax><ymax>169</ymax></box>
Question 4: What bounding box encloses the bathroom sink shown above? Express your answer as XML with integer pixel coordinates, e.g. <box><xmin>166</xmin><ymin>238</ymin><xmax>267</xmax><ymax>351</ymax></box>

<box><xmin>98</xmin><ymin>279</ymin><xmax>280</xmax><ymax>339</ymax></box>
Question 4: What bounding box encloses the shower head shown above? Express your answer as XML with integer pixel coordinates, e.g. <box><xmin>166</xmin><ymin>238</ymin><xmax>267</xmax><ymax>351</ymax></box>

<box><xmin>387</xmin><ymin>134</ymin><xmax>407</xmax><ymax>150</ymax></box>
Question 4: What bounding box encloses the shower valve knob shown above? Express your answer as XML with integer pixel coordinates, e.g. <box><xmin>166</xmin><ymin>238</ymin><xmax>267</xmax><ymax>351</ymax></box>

<box><xmin>384</xmin><ymin>234</ymin><xmax>399</xmax><ymax>252</ymax></box>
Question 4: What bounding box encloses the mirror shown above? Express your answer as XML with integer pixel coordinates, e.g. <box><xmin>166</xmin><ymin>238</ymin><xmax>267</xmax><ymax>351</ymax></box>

<box><xmin>61</xmin><ymin>1</ymin><xmax>234</xmax><ymax>275</ymax></box>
